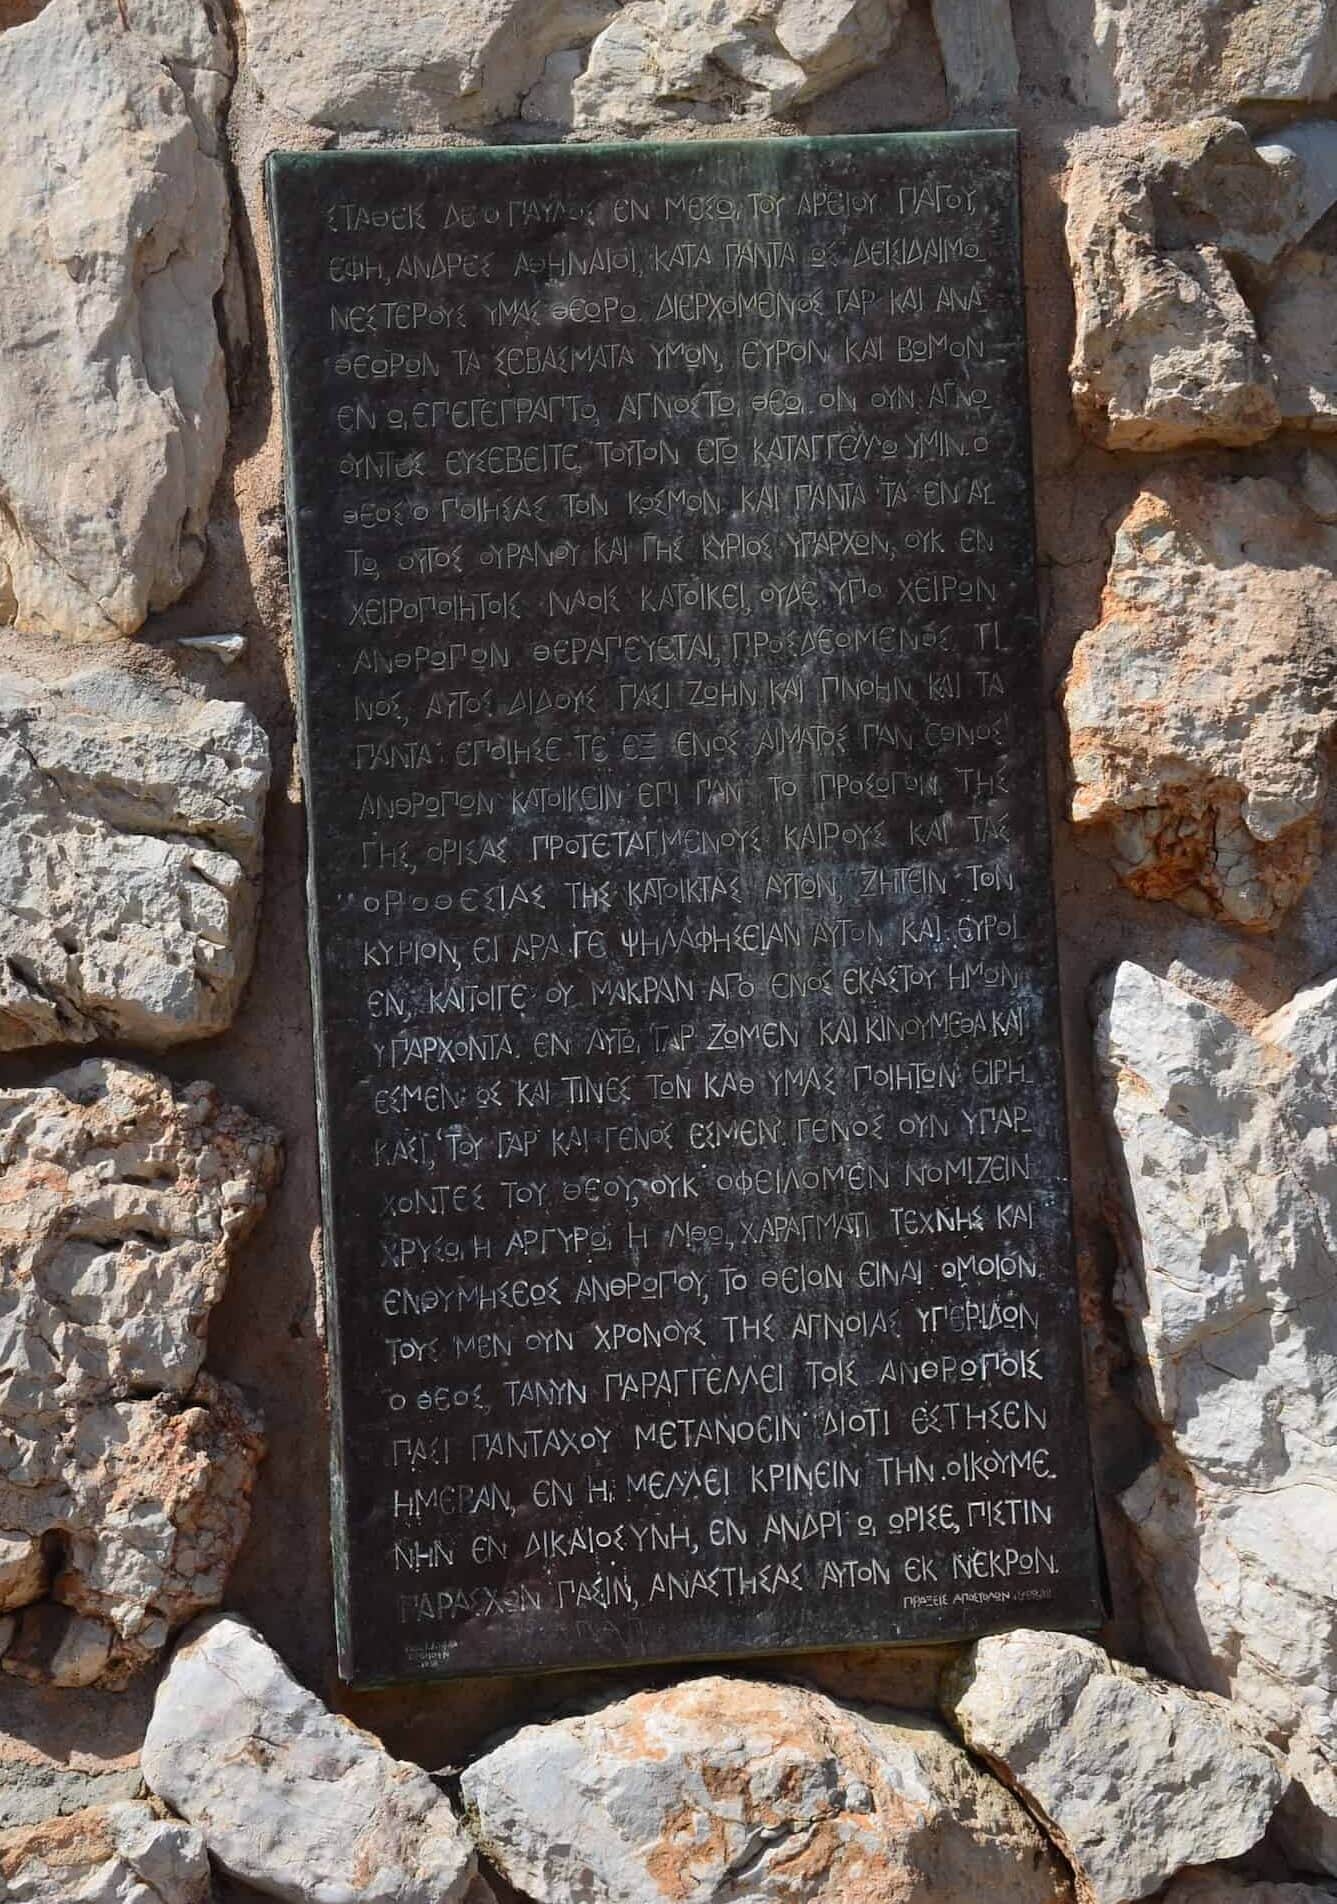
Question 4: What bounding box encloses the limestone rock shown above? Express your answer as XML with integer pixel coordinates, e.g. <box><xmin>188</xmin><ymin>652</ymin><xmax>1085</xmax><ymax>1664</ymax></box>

<box><xmin>1262</xmin><ymin>246</ymin><xmax>1337</xmax><ymax>431</ymax></box>
<box><xmin>0</xmin><ymin>1059</ymin><xmax>281</xmax><ymax>1682</ymax></box>
<box><xmin>1161</xmin><ymin>1877</ymin><xmax>1337</xmax><ymax>1904</ymax></box>
<box><xmin>1062</xmin><ymin>471</ymin><xmax>1337</xmax><ymax>929</ymax></box>
<box><xmin>0</xmin><ymin>0</ymin><xmax>232</xmax><ymax>637</ymax></box>
<box><xmin>0</xmin><ymin>1802</ymin><xmax>210</xmax><ymax>1903</ymax></box>
<box><xmin>462</xmin><ymin>1674</ymin><xmax>1073</xmax><ymax>1904</ymax></box>
<box><xmin>0</xmin><ymin>1683</ymin><xmax>148</xmax><ymax>1828</ymax></box>
<box><xmin>1050</xmin><ymin>0</ymin><xmax>1337</xmax><ymax>120</ymax></box>
<box><xmin>570</xmin><ymin>0</ymin><xmax>907</xmax><ymax>127</ymax></box>
<box><xmin>1279</xmin><ymin>1733</ymin><xmax>1337</xmax><ymax>1877</ymax></box>
<box><xmin>943</xmin><ymin>1629</ymin><xmax>1286</xmax><ymax>1904</ymax></box>
<box><xmin>242</xmin><ymin>0</ymin><xmax>911</xmax><ymax>130</ymax></box>
<box><xmin>0</xmin><ymin>656</ymin><xmax>270</xmax><ymax>1049</ymax></box>
<box><xmin>1096</xmin><ymin>963</ymin><xmax>1337</xmax><ymax>1874</ymax></box>
<box><xmin>1064</xmin><ymin>121</ymin><xmax>1297</xmax><ymax>451</ymax></box>
<box><xmin>1256</xmin><ymin>123</ymin><xmax>1337</xmax><ymax>246</ymax></box>
<box><xmin>143</xmin><ymin>1613</ymin><xmax>483</xmax><ymax>1904</ymax></box>
<box><xmin>239</xmin><ymin>0</ymin><xmax>618</xmax><ymax>129</ymax></box>
<box><xmin>930</xmin><ymin>0</ymin><xmax>1018</xmax><ymax>113</ymax></box>
<box><xmin>1064</xmin><ymin>117</ymin><xmax>1337</xmax><ymax>450</ymax></box>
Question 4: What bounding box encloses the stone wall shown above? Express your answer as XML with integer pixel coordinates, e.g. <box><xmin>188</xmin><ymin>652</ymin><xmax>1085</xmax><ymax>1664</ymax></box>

<box><xmin>1</xmin><ymin>1</ymin><xmax>1336</xmax><ymax>1900</ymax></box>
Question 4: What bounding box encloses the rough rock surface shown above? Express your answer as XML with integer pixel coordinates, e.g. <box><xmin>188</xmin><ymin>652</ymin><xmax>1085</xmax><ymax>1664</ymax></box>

<box><xmin>239</xmin><ymin>0</ymin><xmax>616</xmax><ymax>129</ymax></box>
<box><xmin>0</xmin><ymin>1679</ymin><xmax>149</xmax><ymax>1828</ymax></box>
<box><xmin>1050</xmin><ymin>0</ymin><xmax>1337</xmax><ymax>120</ymax></box>
<box><xmin>143</xmin><ymin>1613</ymin><xmax>483</xmax><ymax>1904</ymax></box>
<box><xmin>0</xmin><ymin>0</ymin><xmax>232</xmax><ymax>637</ymax></box>
<box><xmin>929</xmin><ymin>0</ymin><xmax>1017</xmax><ymax>113</ymax></box>
<box><xmin>1162</xmin><ymin>1877</ymin><xmax>1337</xmax><ymax>1904</ymax></box>
<box><xmin>239</xmin><ymin>0</ymin><xmax>913</xmax><ymax>130</ymax></box>
<box><xmin>0</xmin><ymin>1802</ymin><xmax>210</xmax><ymax>1903</ymax></box>
<box><xmin>1262</xmin><ymin>244</ymin><xmax>1337</xmax><ymax>431</ymax></box>
<box><xmin>1097</xmin><ymin>963</ymin><xmax>1337</xmax><ymax>1876</ymax></box>
<box><xmin>570</xmin><ymin>0</ymin><xmax>908</xmax><ymax>127</ymax></box>
<box><xmin>1065</xmin><ymin>119</ymin><xmax>1296</xmax><ymax>451</ymax></box>
<box><xmin>942</xmin><ymin>1629</ymin><xmax>1286</xmax><ymax>1904</ymax></box>
<box><xmin>463</xmin><ymin>1674</ymin><xmax>1073</xmax><ymax>1904</ymax></box>
<box><xmin>1062</xmin><ymin>470</ymin><xmax>1337</xmax><ymax>930</ymax></box>
<box><xmin>0</xmin><ymin>656</ymin><xmax>270</xmax><ymax>1049</ymax></box>
<box><xmin>0</xmin><ymin>1060</ymin><xmax>281</xmax><ymax>1683</ymax></box>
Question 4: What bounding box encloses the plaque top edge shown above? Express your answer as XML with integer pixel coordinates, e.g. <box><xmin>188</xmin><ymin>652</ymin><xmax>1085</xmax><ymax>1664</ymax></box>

<box><xmin>265</xmin><ymin>127</ymin><xmax>1019</xmax><ymax>185</ymax></box>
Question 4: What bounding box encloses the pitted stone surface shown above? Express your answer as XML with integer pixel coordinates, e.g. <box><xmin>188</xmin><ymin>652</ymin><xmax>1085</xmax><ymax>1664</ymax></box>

<box><xmin>0</xmin><ymin>656</ymin><xmax>270</xmax><ymax>1049</ymax></box>
<box><xmin>1063</xmin><ymin>471</ymin><xmax>1337</xmax><ymax>929</ymax></box>
<box><xmin>1065</xmin><ymin>120</ymin><xmax>1292</xmax><ymax>451</ymax></box>
<box><xmin>463</xmin><ymin>1674</ymin><xmax>1073</xmax><ymax>1904</ymax></box>
<box><xmin>1065</xmin><ymin>118</ymin><xmax>1337</xmax><ymax>450</ymax></box>
<box><xmin>942</xmin><ymin>1629</ymin><xmax>1287</xmax><ymax>1904</ymax></box>
<box><xmin>1049</xmin><ymin>0</ymin><xmax>1337</xmax><ymax>120</ymax></box>
<box><xmin>238</xmin><ymin>0</ymin><xmax>915</xmax><ymax>130</ymax></box>
<box><xmin>143</xmin><ymin>1613</ymin><xmax>485</xmax><ymax>1904</ymax></box>
<box><xmin>1097</xmin><ymin>962</ymin><xmax>1337</xmax><ymax>1877</ymax></box>
<box><xmin>1161</xmin><ymin>1876</ymin><xmax>1337</xmax><ymax>1904</ymax></box>
<box><xmin>570</xmin><ymin>0</ymin><xmax>909</xmax><ymax>127</ymax></box>
<box><xmin>0</xmin><ymin>1059</ymin><xmax>280</xmax><ymax>1682</ymax></box>
<box><xmin>0</xmin><ymin>1802</ymin><xmax>210</xmax><ymax>1904</ymax></box>
<box><xmin>239</xmin><ymin>0</ymin><xmax>616</xmax><ymax>129</ymax></box>
<box><xmin>0</xmin><ymin>0</ymin><xmax>232</xmax><ymax>637</ymax></box>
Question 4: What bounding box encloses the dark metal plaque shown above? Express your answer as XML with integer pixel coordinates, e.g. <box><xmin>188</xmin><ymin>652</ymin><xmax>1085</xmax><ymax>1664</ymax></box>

<box><xmin>269</xmin><ymin>133</ymin><xmax>1104</xmax><ymax>1686</ymax></box>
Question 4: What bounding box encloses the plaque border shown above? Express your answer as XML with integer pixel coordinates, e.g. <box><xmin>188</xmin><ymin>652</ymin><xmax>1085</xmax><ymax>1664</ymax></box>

<box><xmin>268</xmin><ymin>130</ymin><xmax>1108</xmax><ymax>1686</ymax></box>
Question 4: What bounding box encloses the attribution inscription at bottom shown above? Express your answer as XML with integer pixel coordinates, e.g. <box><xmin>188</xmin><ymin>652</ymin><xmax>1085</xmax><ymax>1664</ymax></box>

<box><xmin>269</xmin><ymin>131</ymin><xmax>1104</xmax><ymax>1684</ymax></box>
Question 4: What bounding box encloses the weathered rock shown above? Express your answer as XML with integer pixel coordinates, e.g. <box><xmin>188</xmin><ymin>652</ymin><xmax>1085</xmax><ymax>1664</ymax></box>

<box><xmin>1096</xmin><ymin>963</ymin><xmax>1337</xmax><ymax>1875</ymax></box>
<box><xmin>930</xmin><ymin>0</ymin><xmax>1017</xmax><ymax>113</ymax></box>
<box><xmin>1064</xmin><ymin>121</ymin><xmax>1298</xmax><ymax>451</ymax></box>
<box><xmin>0</xmin><ymin>1676</ymin><xmax>150</xmax><ymax>1828</ymax></box>
<box><xmin>569</xmin><ymin>0</ymin><xmax>907</xmax><ymax>128</ymax></box>
<box><xmin>943</xmin><ymin>1630</ymin><xmax>1287</xmax><ymax>1904</ymax></box>
<box><xmin>1279</xmin><ymin>1733</ymin><xmax>1337</xmax><ymax>1877</ymax></box>
<box><xmin>463</xmin><ymin>1674</ymin><xmax>1073</xmax><ymax>1904</ymax></box>
<box><xmin>1262</xmin><ymin>246</ymin><xmax>1337</xmax><ymax>430</ymax></box>
<box><xmin>1256</xmin><ymin>123</ymin><xmax>1337</xmax><ymax>246</ymax></box>
<box><xmin>1161</xmin><ymin>1876</ymin><xmax>1337</xmax><ymax>1904</ymax></box>
<box><xmin>0</xmin><ymin>1059</ymin><xmax>281</xmax><ymax>1682</ymax></box>
<box><xmin>0</xmin><ymin>656</ymin><xmax>270</xmax><ymax>1049</ymax></box>
<box><xmin>0</xmin><ymin>0</ymin><xmax>232</xmax><ymax>637</ymax></box>
<box><xmin>1063</xmin><ymin>116</ymin><xmax>1337</xmax><ymax>450</ymax></box>
<box><xmin>239</xmin><ymin>0</ymin><xmax>617</xmax><ymax>128</ymax></box>
<box><xmin>1063</xmin><ymin>471</ymin><xmax>1337</xmax><ymax>930</ymax></box>
<box><xmin>242</xmin><ymin>0</ymin><xmax>913</xmax><ymax>130</ymax></box>
<box><xmin>144</xmin><ymin>1613</ymin><xmax>482</xmax><ymax>1904</ymax></box>
<box><xmin>0</xmin><ymin>1802</ymin><xmax>210</xmax><ymax>1904</ymax></box>
<box><xmin>1049</xmin><ymin>0</ymin><xmax>1337</xmax><ymax>120</ymax></box>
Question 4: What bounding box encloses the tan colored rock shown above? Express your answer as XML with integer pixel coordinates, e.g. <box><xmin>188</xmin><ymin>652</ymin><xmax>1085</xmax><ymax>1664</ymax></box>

<box><xmin>1262</xmin><ymin>247</ymin><xmax>1337</xmax><ymax>430</ymax></box>
<box><xmin>0</xmin><ymin>0</ymin><xmax>232</xmax><ymax>637</ymax></box>
<box><xmin>570</xmin><ymin>0</ymin><xmax>907</xmax><ymax>127</ymax></box>
<box><xmin>0</xmin><ymin>654</ymin><xmax>270</xmax><ymax>1049</ymax></box>
<box><xmin>1049</xmin><ymin>0</ymin><xmax>1337</xmax><ymax>120</ymax></box>
<box><xmin>1063</xmin><ymin>471</ymin><xmax>1337</xmax><ymax>929</ymax></box>
<box><xmin>0</xmin><ymin>1676</ymin><xmax>150</xmax><ymax>1828</ymax></box>
<box><xmin>463</xmin><ymin>1674</ymin><xmax>1073</xmax><ymax>1904</ymax></box>
<box><xmin>242</xmin><ymin>0</ymin><xmax>911</xmax><ymax>131</ymax></box>
<box><xmin>1161</xmin><ymin>1875</ymin><xmax>1337</xmax><ymax>1904</ymax></box>
<box><xmin>0</xmin><ymin>1059</ymin><xmax>281</xmax><ymax>1682</ymax></box>
<box><xmin>943</xmin><ymin>1629</ymin><xmax>1287</xmax><ymax>1904</ymax></box>
<box><xmin>239</xmin><ymin>0</ymin><xmax>617</xmax><ymax>129</ymax></box>
<box><xmin>1096</xmin><ymin>963</ymin><xmax>1337</xmax><ymax>1878</ymax></box>
<box><xmin>1064</xmin><ymin>122</ymin><xmax>1295</xmax><ymax>451</ymax></box>
<box><xmin>0</xmin><ymin>1802</ymin><xmax>210</xmax><ymax>1903</ymax></box>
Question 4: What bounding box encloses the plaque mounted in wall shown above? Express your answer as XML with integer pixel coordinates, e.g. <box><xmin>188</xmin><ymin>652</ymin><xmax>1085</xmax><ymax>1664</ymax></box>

<box><xmin>269</xmin><ymin>132</ymin><xmax>1105</xmax><ymax>1686</ymax></box>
